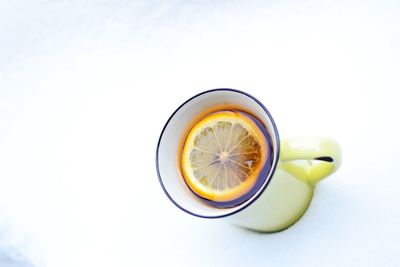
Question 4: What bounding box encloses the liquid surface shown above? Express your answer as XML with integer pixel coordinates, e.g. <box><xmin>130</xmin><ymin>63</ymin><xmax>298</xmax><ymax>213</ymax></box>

<box><xmin>181</xmin><ymin>110</ymin><xmax>273</xmax><ymax>208</ymax></box>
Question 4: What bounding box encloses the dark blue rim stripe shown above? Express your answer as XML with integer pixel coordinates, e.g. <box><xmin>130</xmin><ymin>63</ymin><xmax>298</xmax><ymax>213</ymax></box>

<box><xmin>155</xmin><ymin>88</ymin><xmax>281</xmax><ymax>219</ymax></box>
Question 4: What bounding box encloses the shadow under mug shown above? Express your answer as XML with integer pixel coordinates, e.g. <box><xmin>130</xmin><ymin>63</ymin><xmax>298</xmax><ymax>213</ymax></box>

<box><xmin>156</xmin><ymin>88</ymin><xmax>341</xmax><ymax>232</ymax></box>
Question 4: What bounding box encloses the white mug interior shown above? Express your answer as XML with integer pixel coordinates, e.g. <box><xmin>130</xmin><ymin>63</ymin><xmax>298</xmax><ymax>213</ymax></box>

<box><xmin>156</xmin><ymin>89</ymin><xmax>280</xmax><ymax>218</ymax></box>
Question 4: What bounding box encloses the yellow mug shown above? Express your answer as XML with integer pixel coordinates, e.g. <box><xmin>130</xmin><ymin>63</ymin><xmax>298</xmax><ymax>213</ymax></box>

<box><xmin>156</xmin><ymin>88</ymin><xmax>341</xmax><ymax>232</ymax></box>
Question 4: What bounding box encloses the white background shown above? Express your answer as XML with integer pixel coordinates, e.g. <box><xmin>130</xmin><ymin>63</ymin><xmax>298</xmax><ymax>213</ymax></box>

<box><xmin>0</xmin><ymin>0</ymin><xmax>399</xmax><ymax>266</ymax></box>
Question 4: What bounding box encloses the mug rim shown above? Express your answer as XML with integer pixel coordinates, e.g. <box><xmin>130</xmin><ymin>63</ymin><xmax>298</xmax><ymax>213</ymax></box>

<box><xmin>155</xmin><ymin>88</ymin><xmax>281</xmax><ymax>218</ymax></box>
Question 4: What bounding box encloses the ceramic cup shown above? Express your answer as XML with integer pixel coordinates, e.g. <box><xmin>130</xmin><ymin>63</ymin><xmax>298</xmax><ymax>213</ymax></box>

<box><xmin>156</xmin><ymin>88</ymin><xmax>341</xmax><ymax>232</ymax></box>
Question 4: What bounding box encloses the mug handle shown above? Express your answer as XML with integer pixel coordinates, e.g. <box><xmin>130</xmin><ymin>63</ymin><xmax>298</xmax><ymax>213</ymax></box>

<box><xmin>280</xmin><ymin>137</ymin><xmax>342</xmax><ymax>185</ymax></box>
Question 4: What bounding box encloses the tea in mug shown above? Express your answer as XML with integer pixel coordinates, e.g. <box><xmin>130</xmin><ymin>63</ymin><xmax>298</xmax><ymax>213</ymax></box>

<box><xmin>179</xmin><ymin>106</ymin><xmax>274</xmax><ymax>208</ymax></box>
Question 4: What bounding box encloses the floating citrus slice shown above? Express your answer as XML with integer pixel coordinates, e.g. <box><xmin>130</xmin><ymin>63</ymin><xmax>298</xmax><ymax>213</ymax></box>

<box><xmin>181</xmin><ymin>110</ymin><xmax>268</xmax><ymax>203</ymax></box>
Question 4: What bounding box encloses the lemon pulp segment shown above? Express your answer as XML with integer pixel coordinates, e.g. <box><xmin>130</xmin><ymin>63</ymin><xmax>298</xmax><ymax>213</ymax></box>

<box><xmin>181</xmin><ymin>111</ymin><xmax>268</xmax><ymax>203</ymax></box>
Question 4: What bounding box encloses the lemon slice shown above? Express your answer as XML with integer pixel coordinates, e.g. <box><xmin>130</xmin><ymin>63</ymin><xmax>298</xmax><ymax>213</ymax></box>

<box><xmin>181</xmin><ymin>110</ymin><xmax>268</xmax><ymax>203</ymax></box>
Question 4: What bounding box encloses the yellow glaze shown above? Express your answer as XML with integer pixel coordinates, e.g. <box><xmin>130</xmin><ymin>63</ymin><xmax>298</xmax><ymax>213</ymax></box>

<box><xmin>280</xmin><ymin>137</ymin><xmax>341</xmax><ymax>185</ymax></box>
<box><xmin>228</xmin><ymin>137</ymin><xmax>341</xmax><ymax>232</ymax></box>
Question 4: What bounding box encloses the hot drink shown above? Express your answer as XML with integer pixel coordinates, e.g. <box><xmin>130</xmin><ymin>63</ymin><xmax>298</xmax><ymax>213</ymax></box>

<box><xmin>179</xmin><ymin>106</ymin><xmax>274</xmax><ymax>208</ymax></box>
